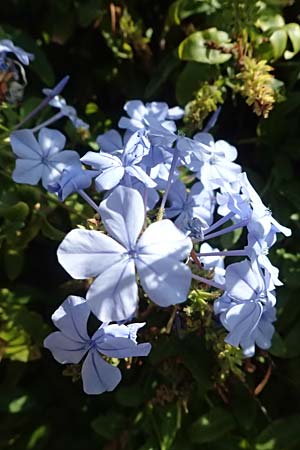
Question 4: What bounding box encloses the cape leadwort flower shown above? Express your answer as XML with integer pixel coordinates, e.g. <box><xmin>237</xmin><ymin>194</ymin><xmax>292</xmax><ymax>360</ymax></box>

<box><xmin>10</xmin><ymin>127</ymin><xmax>81</xmax><ymax>188</ymax></box>
<box><xmin>81</xmin><ymin>130</ymin><xmax>156</xmax><ymax>191</ymax></box>
<box><xmin>214</xmin><ymin>259</ymin><xmax>276</xmax><ymax>357</ymax></box>
<box><xmin>47</xmin><ymin>166</ymin><xmax>99</xmax><ymax>201</ymax></box>
<box><xmin>0</xmin><ymin>39</ymin><xmax>34</xmax><ymax>65</ymax></box>
<box><xmin>118</xmin><ymin>100</ymin><xmax>184</xmax><ymax>133</ymax></box>
<box><xmin>42</xmin><ymin>88</ymin><xmax>89</xmax><ymax>130</ymax></box>
<box><xmin>164</xmin><ymin>180</ymin><xmax>215</xmax><ymax>232</ymax></box>
<box><xmin>44</xmin><ymin>296</ymin><xmax>151</xmax><ymax>394</ymax></box>
<box><xmin>178</xmin><ymin>133</ymin><xmax>241</xmax><ymax>190</ymax></box>
<box><xmin>57</xmin><ymin>185</ymin><xmax>192</xmax><ymax>322</ymax></box>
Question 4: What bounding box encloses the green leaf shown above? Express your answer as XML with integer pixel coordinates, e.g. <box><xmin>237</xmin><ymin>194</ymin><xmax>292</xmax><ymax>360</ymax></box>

<box><xmin>256</xmin><ymin>14</ymin><xmax>285</xmax><ymax>32</ymax></box>
<box><xmin>115</xmin><ymin>385</ymin><xmax>145</xmax><ymax>407</ymax></box>
<box><xmin>178</xmin><ymin>28</ymin><xmax>232</xmax><ymax>64</ymax></box>
<box><xmin>188</xmin><ymin>407</ymin><xmax>236</xmax><ymax>444</ymax></box>
<box><xmin>176</xmin><ymin>61</ymin><xmax>217</xmax><ymax>104</ymax></box>
<box><xmin>256</xmin><ymin>415</ymin><xmax>300</xmax><ymax>450</ymax></box>
<box><xmin>0</xmin><ymin>201</ymin><xmax>30</xmax><ymax>222</ymax></box>
<box><xmin>4</xmin><ymin>248</ymin><xmax>24</xmax><ymax>281</ymax></box>
<box><xmin>145</xmin><ymin>51</ymin><xmax>180</xmax><ymax>99</ymax></box>
<box><xmin>270</xmin><ymin>29</ymin><xmax>287</xmax><ymax>59</ymax></box>
<box><xmin>167</xmin><ymin>0</ymin><xmax>220</xmax><ymax>25</ymax></box>
<box><xmin>41</xmin><ymin>219</ymin><xmax>65</xmax><ymax>241</ymax></box>
<box><xmin>284</xmin><ymin>23</ymin><xmax>300</xmax><ymax>60</ymax></box>
<box><xmin>26</xmin><ymin>424</ymin><xmax>49</xmax><ymax>449</ymax></box>
<box><xmin>230</xmin><ymin>382</ymin><xmax>257</xmax><ymax>430</ymax></box>
<box><xmin>91</xmin><ymin>413</ymin><xmax>124</xmax><ymax>440</ymax></box>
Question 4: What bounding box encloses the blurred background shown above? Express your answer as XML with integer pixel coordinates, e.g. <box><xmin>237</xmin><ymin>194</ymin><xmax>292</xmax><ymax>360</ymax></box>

<box><xmin>0</xmin><ymin>1</ymin><xmax>300</xmax><ymax>449</ymax></box>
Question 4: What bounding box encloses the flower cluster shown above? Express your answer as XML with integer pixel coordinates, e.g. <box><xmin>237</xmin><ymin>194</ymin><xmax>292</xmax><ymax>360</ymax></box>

<box><xmin>8</xmin><ymin>44</ymin><xmax>291</xmax><ymax>394</ymax></box>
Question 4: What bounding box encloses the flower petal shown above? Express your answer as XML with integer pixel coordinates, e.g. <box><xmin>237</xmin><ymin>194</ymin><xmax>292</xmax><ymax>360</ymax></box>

<box><xmin>38</xmin><ymin>128</ymin><xmax>66</xmax><ymax>156</ymax></box>
<box><xmin>225</xmin><ymin>260</ymin><xmax>264</xmax><ymax>301</ymax></box>
<box><xmin>81</xmin><ymin>350</ymin><xmax>121</xmax><ymax>395</ymax></box>
<box><xmin>44</xmin><ymin>331</ymin><xmax>87</xmax><ymax>364</ymax></box>
<box><xmin>223</xmin><ymin>302</ymin><xmax>263</xmax><ymax>347</ymax></box>
<box><xmin>99</xmin><ymin>185</ymin><xmax>144</xmax><ymax>249</ymax></box>
<box><xmin>125</xmin><ymin>165</ymin><xmax>156</xmax><ymax>188</ymax></box>
<box><xmin>87</xmin><ymin>258</ymin><xmax>138</xmax><ymax>322</ymax></box>
<box><xmin>95</xmin><ymin>166</ymin><xmax>125</xmax><ymax>191</ymax></box>
<box><xmin>57</xmin><ymin>229</ymin><xmax>126</xmax><ymax>279</ymax></box>
<box><xmin>96</xmin><ymin>130</ymin><xmax>123</xmax><ymax>153</ymax></box>
<box><xmin>136</xmin><ymin>255</ymin><xmax>191</xmax><ymax>307</ymax></box>
<box><xmin>10</xmin><ymin>129</ymin><xmax>42</xmax><ymax>159</ymax></box>
<box><xmin>12</xmin><ymin>159</ymin><xmax>43</xmax><ymax>185</ymax></box>
<box><xmin>97</xmin><ymin>337</ymin><xmax>151</xmax><ymax>358</ymax></box>
<box><xmin>51</xmin><ymin>296</ymin><xmax>90</xmax><ymax>341</ymax></box>
<box><xmin>136</xmin><ymin>219</ymin><xmax>192</xmax><ymax>260</ymax></box>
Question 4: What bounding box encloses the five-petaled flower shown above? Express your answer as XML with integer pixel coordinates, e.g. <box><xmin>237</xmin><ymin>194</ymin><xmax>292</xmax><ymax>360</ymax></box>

<box><xmin>44</xmin><ymin>295</ymin><xmax>151</xmax><ymax>394</ymax></box>
<box><xmin>11</xmin><ymin>127</ymin><xmax>81</xmax><ymax>188</ymax></box>
<box><xmin>57</xmin><ymin>185</ymin><xmax>192</xmax><ymax>322</ymax></box>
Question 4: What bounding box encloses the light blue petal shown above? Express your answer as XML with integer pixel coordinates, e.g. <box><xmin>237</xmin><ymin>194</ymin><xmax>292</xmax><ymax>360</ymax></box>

<box><xmin>44</xmin><ymin>331</ymin><xmax>87</xmax><ymax>364</ymax></box>
<box><xmin>97</xmin><ymin>337</ymin><xmax>151</xmax><ymax>358</ymax></box>
<box><xmin>82</xmin><ymin>350</ymin><xmax>121</xmax><ymax>395</ymax></box>
<box><xmin>99</xmin><ymin>185</ymin><xmax>144</xmax><ymax>249</ymax></box>
<box><xmin>95</xmin><ymin>166</ymin><xmax>125</xmax><ymax>191</ymax></box>
<box><xmin>57</xmin><ymin>228</ymin><xmax>126</xmax><ymax>279</ymax></box>
<box><xmin>96</xmin><ymin>130</ymin><xmax>123</xmax><ymax>153</ymax></box>
<box><xmin>87</xmin><ymin>258</ymin><xmax>138</xmax><ymax>322</ymax></box>
<box><xmin>124</xmin><ymin>100</ymin><xmax>147</xmax><ymax>120</ymax></box>
<box><xmin>136</xmin><ymin>220</ymin><xmax>192</xmax><ymax>260</ymax></box>
<box><xmin>10</xmin><ymin>129</ymin><xmax>42</xmax><ymax>159</ymax></box>
<box><xmin>223</xmin><ymin>302</ymin><xmax>263</xmax><ymax>347</ymax></box>
<box><xmin>136</xmin><ymin>255</ymin><xmax>191</xmax><ymax>307</ymax></box>
<box><xmin>225</xmin><ymin>260</ymin><xmax>264</xmax><ymax>301</ymax></box>
<box><xmin>12</xmin><ymin>159</ymin><xmax>43</xmax><ymax>185</ymax></box>
<box><xmin>81</xmin><ymin>151</ymin><xmax>121</xmax><ymax>170</ymax></box>
<box><xmin>51</xmin><ymin>296</ymin><xmax>90</xmax><ymax>341</ymax></box>
<box><xmin>38</xmin><ymin>128</ymin><xmax>66</xmax><ymax>156</ymax></box>
<box><xmin>125</xmin><ymin>165</ymin><xmax>156</xmax><ymax>188</ymax></box>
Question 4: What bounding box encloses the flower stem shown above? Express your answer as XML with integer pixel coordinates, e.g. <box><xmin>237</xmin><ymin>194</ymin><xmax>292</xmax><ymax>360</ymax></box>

<box><xmin>157</xmin><ymin>147</ymin><xmax>179</xmax><ymax>220</ymax></box>
<box><xmin>14</xmin><ymin>75</ymin><xmax>69</xmax><ymax>130</ymax></box>
<box><xmin>204</xmin><ymin>212</ymin><xmax>235</xmax><ymax>234</ymax></box>
<box><xmin>192</xmin><ymin>273</ymin><xmax>224</xmax><ymax>290</ymax></box>
<box><xmin>198</xmin><ymin>249</ymin><xmax>248</xmax><ymax>257</ymax></box>
<box><xmin>204</xmin><ymin>219</ymin><xmax>248</xmax><ymax>240</ymax></box>
<box><xmin>78</xmin><ymin>190</ymin><xmax>101</xmax><ymax>215</ymax></box>
<box><xmin>31</xmin><ymin>111</ymin><xmax>64</xmax><ymax>132</ymax></box>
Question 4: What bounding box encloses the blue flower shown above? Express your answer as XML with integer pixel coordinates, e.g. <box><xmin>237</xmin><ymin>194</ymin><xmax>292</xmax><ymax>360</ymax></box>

<box><xmin>42</xmin><ymin>89</ymin><xmax>89</xmax><ymax>130</ymax></box>
<box><xmin>164</xmin><ymin>180</ymin><xmax>215</xmax><ymax>231</ymax></box>
<box><xmin>0</xmin><ymin>39</ymin><xmax>34</xmax><ymax>65</ymax></box>
<box><xmin>118</xmin><ymin>100</ymin><xmax>184</xmax><ymax>133</ymax></box>
<box><xmin>44</xmin><ymin>296</ymin><xmax>151</xmax><ymax>395</ymax></box>
<box><xmin>57</xmin><ymin>185</ymin><xmax>192</xmax><ymax>322</ymax></box>
<box><xmin>179</xmin><ymin>133</ymin><xmax>241</xmax><ymax>189</ymax></box>
<box><xmin>81</xmin><ymin>131</ymin><xmax>156</xmax><ymax>191</ymax></box>
<box><xmin>10</xmin><ymin>128</ymin><xmax>81</xmax><ymax>188</ymax></box>
<box><xmin>214</xmin><ymin>259</ymin><xmax>276</xmax><ymax>357</ymax></box>
<box><xmin>198</xmin><ymin>243</ymin><xmax>225</xmax><ymax>285</ymax></box>
<box><xmin>48</xmin><ymin>166</ymin><xmax>99</xmax><ymax>201</ymax></box>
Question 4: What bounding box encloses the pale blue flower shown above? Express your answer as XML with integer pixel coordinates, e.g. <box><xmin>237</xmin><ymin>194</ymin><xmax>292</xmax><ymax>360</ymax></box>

<box><xmin>44</xmin><ymin>295</ymin><xmax>151</xmax><ymax>394</ymax></box>
<box><xmin>42</xmin><ymin>89</ymin><xmax>89</xmax><ymax>130</ymax></box>
<box><xmin>178</xmin><ymin>133</ymin><xmax>241</xmax><ymax>189</ymax></box>
<box><xmin>81</xmin><ymin>131</ymin><xmax>156</xmax><ymax>191</ymax></box>
<box><xmin>48</xmin><ymin>166</ymin><xmax>99</xmax><ymax>201</ymax></box>
<box><xmin>198</xmin><ymin>243</ymin><xmax>225</xmax><ymax>285</ymax></box>
<box><xmin>214</xmin><ymin>259</ymin><xmax>276</xmax><ymax>357</ymax></box>
<box><xmin>10</xmin><ymin>128</ymin><xmax>81</xmax><ymax>189</ymax></box>
<box><xmin>0</xmin><ymin>39</ymin><xmax>34</xmax><ymax>65</ymax></box>
<box><xmin>118</xmin><ymin>100</ymin><xmax>184</xmax><ymax>134</ymax></box>
<box><xmin>57</xmin><ymin>186</ymin><xmax>192</xmax><ymax>322</ymax></box>
<box><xmin>165</xmin><ymin>180</ymin><xmax>215</xmax><ymax>231</ymax></box>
